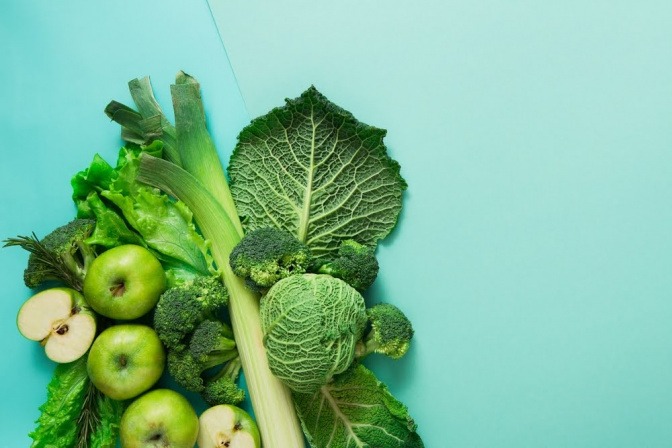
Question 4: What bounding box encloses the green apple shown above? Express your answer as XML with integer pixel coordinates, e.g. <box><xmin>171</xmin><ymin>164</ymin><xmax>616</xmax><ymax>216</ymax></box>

<box><xmin>17</xmin><ymin>287</ymin><xmax>96</xmax><ymax>363</ymax></box>
<box><xmin>198</xmin><ymin>404</ymin><xmax>261</xmax><ymax>448</ymax></box>
<box><xmin>87</xmin><ymin>324</ymin><xmax>165</xmax><ymax>400</ymax></box>
<box><xmin>120</xmin><ymin>389</ymin><xmax>199</xmax><ymax>448</ymax></box>
<box><xmin>83</xmin><ymin>244</ymin><xmax>166</xmax><ymax>320</ymax></box>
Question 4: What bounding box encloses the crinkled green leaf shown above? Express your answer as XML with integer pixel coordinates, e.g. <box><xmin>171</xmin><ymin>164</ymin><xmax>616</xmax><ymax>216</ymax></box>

<box><xmin>71</xmin><ymin>154</ymin><xmax>115</xmax><ymax>202</ymax></box>
<box><xmin>104</xmin><ymin>189</ymin><xmax>211</xmax><ymax>276</ymax></box>
<box><xmin>229</xmin><ymin>87</ymin><xmax>406</xmax><ymax>259</ymax></box>
<box><xmin>83</xmin><ymin>192</ymin><xmax>145</xmax><ymax>247</ymax></box>
<box><xmin>294</xmin><ymin>364</ymin><xmax>424</xmax><ymax>448</ymax></box>
<box><xmin>29</xmin><ymin>357</ymin><xmax>89</xmax><ymax>448</ymax></box>
<box><xmin>71</xmin><ymin>143</ymin><xmax>215</xmax><ymax>282</ymax></box>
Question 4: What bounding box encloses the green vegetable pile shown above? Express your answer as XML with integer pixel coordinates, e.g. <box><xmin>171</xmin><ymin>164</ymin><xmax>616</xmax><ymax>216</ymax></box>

<box><xmin>6</xmin><ymin>72</ymin><xmax>424</xmax><ymax>447</ymax></box>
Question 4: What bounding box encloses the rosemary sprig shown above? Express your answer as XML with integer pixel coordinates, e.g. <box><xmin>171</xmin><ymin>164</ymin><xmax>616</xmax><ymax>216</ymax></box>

<box><xmin>76</xmin><ymin>380</ymin><xmax>102</xmax><ymax>448</ymax></box>
<box><xmin>3</xmin><ymin>233</ymin><xmax>84</xmax><ymax>291</ymax></box>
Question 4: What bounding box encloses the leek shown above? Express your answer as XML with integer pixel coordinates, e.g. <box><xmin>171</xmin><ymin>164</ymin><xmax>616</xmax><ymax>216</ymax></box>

<box><xmin>136</xmin><ymin>73</ymin><xmax>304</xmax><ymax>448</ymax></box>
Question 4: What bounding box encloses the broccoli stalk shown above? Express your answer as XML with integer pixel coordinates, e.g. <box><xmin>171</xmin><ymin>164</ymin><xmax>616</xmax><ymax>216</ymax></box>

<box><xmin>317</xmin><ymin>240</ymin><xmax>379</xmax><ymax>291</ymax></box>
<box><xmin>230</xmin><ymin>227</ymin><xmax>312</xmax><ymax>291</ymax></box>
<box><xmin>189</xmin><ymin>320</ymin><xmax>238</xmax><ymax>367</ymax></box>
<box><xmin>202</xmin><ymin>357</ymin><xmax>245</xmax><ymax>406</ymax></box>
<box><xmin>356</xmin><ymin>303</ymin><xmax>415</xmax><ymax>360</ymax></box>
<box><xmin>135</xmin><ymin>73</ymin><xmax>304</xmax><ymax>446</ymax></box>
<box><xmin>4</xmin><ymin>219</ymin><xmax>97</xmax><ymax>291</ymax></box>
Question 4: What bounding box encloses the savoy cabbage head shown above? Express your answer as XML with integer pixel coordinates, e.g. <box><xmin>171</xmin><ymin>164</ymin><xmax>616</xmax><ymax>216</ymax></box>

<box><xmin>260</xmin><ymin>274</ymin><xmax>367</xmax><ymax>393</ymax></box>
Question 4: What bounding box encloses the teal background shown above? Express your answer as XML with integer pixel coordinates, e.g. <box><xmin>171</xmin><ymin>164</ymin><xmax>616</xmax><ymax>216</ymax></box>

<box><xmin>2</xmin><ymin>1</ymin><xmax>672</xmax><ymax>447</ymax></box>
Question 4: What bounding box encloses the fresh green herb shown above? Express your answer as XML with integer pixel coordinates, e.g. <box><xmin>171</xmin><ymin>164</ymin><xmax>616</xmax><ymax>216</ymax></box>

<box><xmin>88</xmin><ymin>392</ymin><xmax>126</xmax><ymax>448</ymax></box>
<box><xmin>4</xmin><ymin>219</ymin><xmax>96</xmax><ymax>291</ymax></box>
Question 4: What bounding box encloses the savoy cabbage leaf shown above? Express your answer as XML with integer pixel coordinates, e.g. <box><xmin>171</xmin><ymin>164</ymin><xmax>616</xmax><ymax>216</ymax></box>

<box><xmin>293</xmin><ymin>364</ymin><xmax>424</xmax><ymax>448</ymax></box>
<box><xmin>229</xmin><ymin>87</ymin><xmax>406</xmax><ymax>259</ymax></box>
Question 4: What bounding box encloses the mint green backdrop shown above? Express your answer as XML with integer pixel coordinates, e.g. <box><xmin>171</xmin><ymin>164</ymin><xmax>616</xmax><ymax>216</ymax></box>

<box><xmin>3</xmin><ymin>1</ymin><xmax>672</xmax><ymax>447</ymax></box>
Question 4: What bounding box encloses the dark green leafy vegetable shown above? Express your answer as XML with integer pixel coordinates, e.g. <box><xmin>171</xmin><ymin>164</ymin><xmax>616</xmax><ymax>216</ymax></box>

<box><xmin>294</xmin><ymin>364</ymin><xmax>424</xmax><ymax>448</ymax></box>
<box><xmin>229</xmin><ymin>86</ymin><xmax>407</xmax><ymax>260</ymax></box>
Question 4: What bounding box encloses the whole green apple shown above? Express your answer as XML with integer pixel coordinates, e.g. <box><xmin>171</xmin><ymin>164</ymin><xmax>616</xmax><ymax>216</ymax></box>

<box><xmin>83</xmin><ymin>244</ymin><xmax>166</xmax><ymax>320</ymax></box>
<box><xmin>120</xmin><ymin>389</ymin><xmax>199</xmax><ymax>448</ymax></box>
<box><xmin>87</xmin><ymin>324</ymin><xmax>165</xmax><ymax>400</ymax></box>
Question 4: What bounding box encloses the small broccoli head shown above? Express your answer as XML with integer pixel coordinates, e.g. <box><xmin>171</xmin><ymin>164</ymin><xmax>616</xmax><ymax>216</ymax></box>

<box><xmin>153</xmin><ymin>276</ymin><xmax>229</xmax><ymax>351</ymax></box>
<box><xmin>357</xmin><ymin>303</ymin><xmax>414</xmax><ymax>360</ymax></box>
<box><xmin>167</xmin><ymin>349</ymin><xmax>206</xmax><ymax>392</ymax></box>
<box><xmin>230</xmin><ymin>227</ymin><xmax>312</xmax><ymax>290</ymax></box>
<box><xmin>168</xmin><ymin>325</ymin><xmax>242</xmax><ymax>405</ymax></box>
<box><xmin>202</xmin><ymin>357</ymin><xmax>245</xmax><ymax>406</ymax></box>
<box><xmin>19</xmin><ymin>219</ymin><xmax>97</xmax><ymax>289</ymax></box>
<box><xmin>317</xmin><ymin>240</ymin><xmax>379</xmax><ymax>291</ymax></box>
<box><xmin>189</xmin><ymin>320</ymin><xmax>238</xmax><ymax>369</ymax></box>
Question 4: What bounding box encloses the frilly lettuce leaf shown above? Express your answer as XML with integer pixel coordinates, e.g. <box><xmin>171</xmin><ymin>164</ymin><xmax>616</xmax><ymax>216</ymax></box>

<box><xmin>293</xmin><ymin>364</ymin><xmax>424</xmax><ymax>448</ymax></box>
<box><xmin>72</xmin><ymin>142</ymin><xmax>215</xmax><ymax>284</ymax></box>
<box><xmin>229</xmin><ymin>86</ymin><xmax>406</xmax><ymax>259</ymax></box>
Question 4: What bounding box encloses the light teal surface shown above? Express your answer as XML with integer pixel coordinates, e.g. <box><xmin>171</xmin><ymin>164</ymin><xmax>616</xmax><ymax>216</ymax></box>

<box><xmin>2</xmin><ymin>1</ymin><xmax>672</xmax><ymax>447</ymax></box>
<box><xmin>212</xmin><ymin>2</ymin><xmax>672</xmax><ymax>447</ymax></box>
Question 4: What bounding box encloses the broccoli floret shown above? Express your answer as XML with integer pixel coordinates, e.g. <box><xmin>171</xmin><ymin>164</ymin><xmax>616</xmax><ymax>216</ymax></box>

<box><xmin>4</xmin><ymin>219</ymin><xmax>97</xmax><ymax>290</ymax></box>
<box><xmin>229</xmin><ymin>227</ymin><xmax>312</xmax><ymax>290</ymax></box>
<box><xmin>167</xmin><ymin>321</ymin><xmax>244</xmax><ymax>406</ymax></box>
<box><xmin>189</xmin><ymin>320</ymin><xmax>238</xmax><ymax>368</ymax></box>
<box><xmin>317</xmin><ymin>240</ymin><xmax>379</xmax><ymax>291</ymax></box>
<box><xmin>153</xmin><ymin>276</ymin><xmax>228</xmax><ymax>351</ymax></box>
<box><xmin>356</xmin><ymin>303</ymin><xmax>414</xmax><ymax>359</ymax></box>
<box><xmin>202</xmin><ymin>357</ymin><xmax>245</xmax><ymax>406</ymax></box>
<box><xmin>167</xmin><ymin>349</ymin><xmax>206</xmax><ymax>392</ymax></box>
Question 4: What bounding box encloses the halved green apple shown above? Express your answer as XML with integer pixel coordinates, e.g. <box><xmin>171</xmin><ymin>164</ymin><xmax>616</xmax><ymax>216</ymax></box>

<box><xmin>17</xmin><ymin>287</ymin><xmax>96</xmax><ymax>363</ymax></box>
<box><xmin>198</xmin><ymin>404</ymin><xmax>261</xmax><ymax>448</ymax></box>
